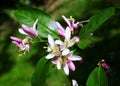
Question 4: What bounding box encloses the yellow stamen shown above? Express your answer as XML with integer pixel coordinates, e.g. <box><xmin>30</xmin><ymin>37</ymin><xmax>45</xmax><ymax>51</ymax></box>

<box><xmin>70</xmin><ymin>16</ymin><xmax>73</xmax><ymax>19</ymax></box>
<box><xmin>65</xmin><ymin>40</ymin><xmax>69</xmax><ymax>46</ymax></box>
<box><xmin>51</xmin><ymin>47</ymin><xmax>56</xmax><ymax>51</ymax></box>
<box><xmin>43</xmin><ymin>46</ymin><xmax>47</xmax><ymax>49</ymax></box>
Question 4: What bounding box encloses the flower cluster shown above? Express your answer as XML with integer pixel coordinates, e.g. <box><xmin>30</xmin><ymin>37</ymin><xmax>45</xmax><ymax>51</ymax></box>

<box><xmin>10</xmin><ymin>19</ymin><xmax>38</xmax><ymax>56</ymax></box>
<box><xmin>10</xmin><ymin>15</ymin><xmax>87</xmax><ymax>75</ymax></box>
<box><xmin>45</xmin><ymin>16</ymin><xmax>87</xmax><ymax>75</ymax></box>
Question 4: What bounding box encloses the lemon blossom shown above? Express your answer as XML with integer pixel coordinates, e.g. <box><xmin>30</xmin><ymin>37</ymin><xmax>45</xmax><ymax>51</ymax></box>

<box><xmin>55</xmin><ymin>27</ymin><xmax>79</xmax><ymax>50</ymax></box>
<box><xmin>19</xmin><ymin>19</ymin><xmax>38</xmax><ymax>37</ymax></box>
<box><xmin>10</xmin><ymin>36</ymin><xmax>30</xmax><ymax>54</ymax></box>
<box><xmin>52</xmin><ymin>48</ymin><xmax>82</xmax><ymax>75</ymax></box>
<box><xmin>45</xmin><ymin>35</ymin><xmax>61</xmax><ymax>59</ymax></box>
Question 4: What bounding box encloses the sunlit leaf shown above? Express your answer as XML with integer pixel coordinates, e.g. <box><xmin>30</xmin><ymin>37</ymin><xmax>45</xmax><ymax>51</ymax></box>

<box><xmin>79</xmin><ymin>7</ymin><xmax>115</xmax><ymax>39</ymax></box>
<box><xmin>31</xmin><ymin>57</ymin><xmax>50</xmax><ymax>86</ymax></box>
<box><xmin>86</xmin><ymin>66</ymin><xmax>108</xmax><ymax>86</ymax></box>
<box><xmin>13</xmin><ymin>7</ymin><xmax>59</xmax><ymax>38</ymax></box>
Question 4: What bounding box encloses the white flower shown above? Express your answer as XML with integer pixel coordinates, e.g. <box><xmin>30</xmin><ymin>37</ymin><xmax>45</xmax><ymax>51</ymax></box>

<box><xmin>52</xmin><ymin>48</ymin><xmax>82</xmax><ymax>75</ymax></box>
<box><xmin>72</xmin><ymin>79</ymin><xmax>79</xmax><ymax>86</ymax></box>
<box><xmin>46</xmin><ymin>35</ymin><xmax>61</xmax><ymax>59</ymax></box>
<box><xmin>55</xmin><ymin>27</ymin><xmax>79</xmax><ymax>49</ymax></box>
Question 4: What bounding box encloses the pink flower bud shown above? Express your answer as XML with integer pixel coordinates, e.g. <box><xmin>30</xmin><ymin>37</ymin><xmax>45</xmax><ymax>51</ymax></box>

<box><xmin>22</xmin><ymin>25</ymin><xmax>38</xmax><ymax>37</ymax></box>
<box><xmin>10</xmin><ymin>36</ymin><xmax>22</xmax><ymax>43</ymax></box>
<box><xmin>67</xmin><ymin>60</ymin><xmax>75</xmax><ymax>71</ymax></box>
<box><xmin>102</xmin><ymin>63</ymin><xmax>110</xmax><ymax>70</ymax></box>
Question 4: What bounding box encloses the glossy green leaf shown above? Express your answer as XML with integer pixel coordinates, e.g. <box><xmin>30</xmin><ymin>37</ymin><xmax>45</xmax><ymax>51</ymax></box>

<box><xmin>31</xmin><ymin>57</ymin><xmax>50</xmax><ymax>86</ymax></box>
<box><xmin>13</xmin><ymin>7</ymin><xmax>59</xmax><ymax>38</ymax></box>
<box><xmin>78</xmin><ymin>36</ymin><xmax>103</xmax><ymax>49</ymax></box>
<box><xmin>79</xmin><ymin>7</ymin><xmax>115</xmax><ymax>39</ymax></box>
<box><xmin>86</xmin><ymin>66</ymin><xmax>108</xmax><ymax>86</ymax></box>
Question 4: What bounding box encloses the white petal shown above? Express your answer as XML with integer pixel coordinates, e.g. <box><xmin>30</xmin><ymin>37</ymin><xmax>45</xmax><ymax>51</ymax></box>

<box><xmin>57</xmin><ymin>61</ymin><xmax>61</xmax><ymax>69</ymax></box>
<box><xmin>18</xmin><ymin>28</ymin><xmax>28</xmax><ymax>35</ymax></box>
<box><xmin>60</xmin><ymin>44</ymin><xmax>66</xmax><ymax>51</ymax></box>
<box><xmin>62</xmin><ymin>15</ymin><xmax>71</xmax><ymax>27</ymax></box>
<box><xmin>33</xmin><ymin>19</ymin><xmax>38</xmax><ymax>30</ymax></box>
<box><xmin>72</xmin><ymin>79</ymin><xmax>79</xmax><ymax>86</ymax></box>
<box><xmin>63</xmin><ymin>64</ymin><xmax>69</xmax><ymax>75</ymax></box>
<box><xmin>68</xmin><ymin>37</ymin><xmax>76</xmax><ymax>47</ymax></box>
<box><xmin>47</xmin><ymin>47</ymin><xmax>51</xmax><ymax>52</ymax></box>
<box><xmin>62</xmin><ymin>49</ymin><xmax>70</xmax><ymax>56</ymax></box>
<box><xmin>46</xmin><ymin>53</ymin><xmax>54</xmax><ymax>59</ymax></box>
<box><xmin>55</xmin><ymin>40</ymin><xmax>63</xmax><ymax>45</ymax></box>
<box><xmin>69</xmin><ymin>55</ymin><xmax>82</xmax><ymax>61</ymax></box>
<box><xmin>48</xmin><ymin>35</ymin><xmax>55</xmax><ymax>47</ymax></box>
<box><xmin>65</xmin><ymin>27</ymin><xmax>71</xmax><ymax>40</ymax></box>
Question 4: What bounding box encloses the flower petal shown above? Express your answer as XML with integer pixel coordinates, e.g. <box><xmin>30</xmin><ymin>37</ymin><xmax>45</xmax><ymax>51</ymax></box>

<box><xmin>32</xmin><ymin>19</ymin><xmax>38</xmax><ymax>31</ymax></box>
<box><xmin>57</xmin><ymin>60</ymin><xmax>61</xmax><ymax>69</ymax></box>
<box><xmin>65</xmin><ymin>27</ymin><xmax>71</xmax><ymax>40</ymax></box>
<box><xmin>55</xmin><ymin>40</ymin><xmax>63</xmax><ymax>45</ymax></box>
<box><xmin>48</xmin><ymin>35</ymin><xmax>55</xmax><ymax>47</ymax></box>
<box><xmin>69</xmin><ymin>55</ymin><xmax>82</xmax><ymax>61</ymax></box>
<box><xmin>68</xmin><ymin>37</ymin><xmax>76</xmax><ymax>47</ymax></box>
<box><xmin>19</xmin><ymin>28</ymin><xmax>28</xmax><ymax>35</ymax></box>
<box><xmin>62</xmin><ymin>49</ymin><xmax>70</xmax><ymax>56</ymax></box>
<box><xmin>56</xmin><ymin>22</ymin><xmax>65</xmax><ymax>32</ymax></box>
<box><xmin>62</xmin><ymin>15</ymin><xmax>71</xmax><ymax>27</ymax></box>
<box><xmin>46</xmin><ymin>53</ymin><xmax>54</xmax><ymax>59</ymax></box>
<box><xmin>63</xmin><ymin>64</ymin><xmax>69</xmax><ymax>75</ymax></box>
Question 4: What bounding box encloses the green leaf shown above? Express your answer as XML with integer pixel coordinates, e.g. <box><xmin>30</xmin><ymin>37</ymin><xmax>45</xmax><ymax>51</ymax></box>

<box><xmin>86</xmin><ymin>66</ymin><xmax>108</xmax><ymax>86</ymax></box>
<box><xmin>78</xmin><ymin>39</ymin><xmax>92</xmax><ymax>49</ymax></box>
<box><xmin>78</xmin><ymin>36</ymin><xmax>103</xmax><ymax>49</ymax></box>
<box><xmin>31</xmin><ymin>57</ymin><xmax>50</xmax><ymax>86</ymax></box>
<box><xmin>13</xmin><ymin>7</ymin><xmax>59</xmax><ymax>38</ymax></box>
<box><xmin>79</xmin><ymin>7</ymin><xmax>115</xmax><ymax>39</ymax></box>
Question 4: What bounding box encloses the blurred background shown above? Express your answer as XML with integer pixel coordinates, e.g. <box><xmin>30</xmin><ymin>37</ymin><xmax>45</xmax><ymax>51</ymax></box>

<box><xmin>0</xmin><ymin>0</ymin><xmax>120</xmax><ymax>86</ymax></box>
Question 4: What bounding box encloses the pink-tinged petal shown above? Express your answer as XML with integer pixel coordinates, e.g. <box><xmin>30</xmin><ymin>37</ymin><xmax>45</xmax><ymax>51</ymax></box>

<box><xmin>56</xmin><ymin>22</ymin><xmax>65</xmax><ymax>37</ymax></box>
<box><xmin>68</xmin><ymin>19</ymin><xmax>74</xmax><ymax>28</ymax></box>
<box><xmin>22</xmin><ymin>24</ymin><xmax>38</xmax><ymax>37</ymax></box>
<box><xmin>62</xmin><ymin>49</ymin><xmax>70</xmax><ymax>56</ymax></box>
<box><xmin>65</xmin><ymin>27</ymin><xmax>71</xmax><ymax>40</ymax></box>
<box><xmin>69</xmin><ymin>55</ymin><xmax>82</xmax><ymax>61</ymax></box>
<box><xmin>67</xmin><ymin>60</ymin><xmax>75</xmax><ymax>71</ymax></box>
<box><xmin>18</xmin><ymin>28</ymin><xmax>28</xmax><ymax>35</ymax></box>
<box><xmin>73</xmin><ymin>22</ymin><xmax>79</xmax><ymax>32</ymax></box>
<box><xmin>102</xmin><ymin>63</ymin><xmax>110</xmax><ymax>70</ymax></box>
<box><xmin>75</xmin><ymin>36</ymin><xmax>80</xmax><ymax>43</ymax></box>
<box><xmin>51</xmin><ymin>59</ymin><xmax>58</xmax><ymax>64</ymax></box>
<box><xmin>48</xmin><ymin>35</ymin><xmax>55</xmax><ymax>47</ymax></box>
<box><xmin>12</xmin><ymin>41</ymin><xmax>21</xmax><ymax>48</ymax></box>
<box><xmin>63</xmin><ymin>64</ymin><xmax>69</xmax><ymax>75</ymax></box>
<box><xmin>32</xmin><ymin>19</ymin><xmax>38</xmax><ymax>31</ymax></box>
<box><xmin>24</xmin><ymin>44</ymin><xmax>30</xmax><ymax>51</ymax></box>
<box><xmin>72</xmin><ymin>79</ymin><xmax>79</xmax><ymax>86</ymax></box>
<box><xmin>58</xmin><ymin>29</ymin><xmax>65</xmax><ymax>37</ymax></box>
<box><xmin>56</xmin><ymin>22</ymin><xmax>65</xmax><ymax>32</ymax></box>
<box><xmin>62</xmin><ymin>15</ymin><xmax>71</xmax><ymax>27</ymax></box>
<box><xmin>10</xmin><ymin>36</ymin><xmax>22</xmax><ymax>43</ymax></box>
<box><xmin>57</xmin><ymin>61</ymin><xmax>61</xmax><ymax>69</ymax></box>
<box><xmin>78</xmin><ymin>20</ymin><xmax>89</xmax><ymax>27</ymax></box>
<box><xmin>46</xmin><ymin>53</ymin><xmax>54</xmax><ymax>59</ymax></box>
